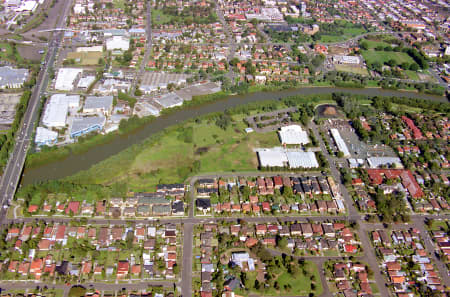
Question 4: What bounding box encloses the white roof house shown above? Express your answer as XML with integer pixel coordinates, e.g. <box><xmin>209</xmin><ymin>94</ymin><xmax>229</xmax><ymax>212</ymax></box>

<box><xmin>54</xmin><ymin>68</ymin><xmax>82</xmax><ymax>91</ymax></box>
<box><xmin>42</xmin><ymin>94</ymin><xmax>80</xmax><ymax>128</ymax></box>
<box><xmin>330</xmin><ymin>128</ymin><xmax>350</xmax><ymax>157</ymax></box>
<box><xmin>106</xmin><ymin>36</ymin><xmax>130</xmax><ymax>51</ymax></box>
<box><xmin>278</xmin><ymin>125</ymin><xmax>310</xmax><ymax>145</ymax></box>
<box><xmin>35</xmin><ymin>127</ymin><xmax>58</xmax><ymax>146</ymax></box>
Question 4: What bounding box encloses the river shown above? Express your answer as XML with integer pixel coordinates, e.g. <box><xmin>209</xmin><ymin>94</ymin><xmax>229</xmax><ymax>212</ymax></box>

<box><xmin>21</xmin><ymin>87</ymin><xmax>447</xmax><ymax>185</ymax></box>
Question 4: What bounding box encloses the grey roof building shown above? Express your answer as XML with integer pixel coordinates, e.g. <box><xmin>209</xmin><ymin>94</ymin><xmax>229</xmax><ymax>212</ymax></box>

<box><xmin>70</xmin><ymin>116</ymin><xmax>105</xmax><ymax>138</ymax></box>
<box><xmin>0</xmin><ymin>66</ymin><xmax>28</xmax><ymax>88</ymax></box>
<box><xmin>83</xmin><ymin>96</ymin><xmax>113</xmax><ymax>115</ymax></box>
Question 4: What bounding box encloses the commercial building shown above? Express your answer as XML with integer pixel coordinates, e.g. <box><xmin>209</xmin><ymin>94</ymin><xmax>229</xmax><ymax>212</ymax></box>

<box><xmin>154</xmin><ymin>93</ymin><xmax>184</xmax><ymax>109</ymax></box>
<box><xmin>139</xmin><ymin>72</ymin><xmax>190</xmax><ymax>94</ymax></box>
<box><xmin>0</xmin><ymin>66</ymin><xmax>29</xmax><ymax>89</ymax></box>
<box><xmin>83</xmin><ymin>96</ymin><xmax>113</xmax><ymax>116</ymax></box>
<box><xmin>258</xmin><ymin>148</ymin><xmax>288</xmax><ymax>167</ymax></box>
<box><xmin>333</xmin><ymin>55</ymin><xmax>361</xmax><ymax>64</ymax></box>
<box><xmin>35</xmin><ymin>127</ymin><xmax>58</xmax><ymax>147</ymax></box>
<box><xmin>330</xmin><ymin>129</ymin><xmax>350</xmax><ymax>157</ymax></box>
<box><xmin>367</xmin><ymin>157</ymin><xmax>403</xmax><ymax>169</ymax></box>
<box><xmin>42</xmin><ymin>94</ymin><xmax>80</xmax><ymax>128</ymax></box>
<box><xmin>286</xmin><ymin>151</ymin><xmax>319</xmax><ymax>168</ymax></box>
<box><xmin>70</xmin><ymin>116</ymin><xmax>105</xmax><ymax>138</ymax></box>
<box><xmin>106</xmin><ymin>36</ymin><xmax>130</xmax><ymax>52</ymax></box>
<box><xmin>257</xmin><ymin>148</ymin><xmax>319</xmax><ymax>168</ymax></box>
<box><xmin>54</xmin><ymin>68</ymin><xmax>82</xmax><ymax>91</ymax></box>
<box><xmin>77</xmin><ymin>76</ymin><xmax>96</xmax><ymax>89</ymax></box>
<box><xmin>278</xmin><ymin>125</ymin><xmax>309</xmax><ymax>145</ymax></box>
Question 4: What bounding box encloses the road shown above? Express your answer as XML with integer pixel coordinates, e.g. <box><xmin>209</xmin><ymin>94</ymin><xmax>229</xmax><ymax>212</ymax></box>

<box><xmin>131</xmin><ymin>0</ymin><xmax>152</xmax><ymax>95</ymax></box>
<box><xmin>0</xmin><ymin>281</ymin><xmax>176</xmax><ymax>291</ymax></box>
<box><xmin>181</xmin><ymin>223</ymin><xmax>194</xmax><ymax>297</ymax></box>
<box><xmin>0</xmin><ymin>0</ymin><xmax>73</xmax><ymax>226</ymax></box>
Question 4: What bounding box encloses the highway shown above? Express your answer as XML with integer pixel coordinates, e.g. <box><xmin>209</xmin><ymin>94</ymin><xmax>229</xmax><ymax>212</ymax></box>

<box><xmin>0</xmin><ymin>0</ymin><xmax>73</xmax><ymax>224</ymax></box>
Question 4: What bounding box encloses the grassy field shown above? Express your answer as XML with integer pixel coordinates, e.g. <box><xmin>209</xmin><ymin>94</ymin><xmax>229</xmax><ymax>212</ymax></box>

<box><xmin>361</xmin><ymin>50</ymin><xmax>415</xmax><ymax>65</ymax></box>
<box><xmin>67</xmin><ymin>114</ymin><xmax>281</xmax><ymax>191</ymax></box>
<box><xmin>390</xmin><ymin>103</ymin><xmax>424</xmax><ymax>113</ymax></box>
<box><xmin>360</xmin><ymin>38</ymin><xmax>391</xmax><ymax>49</ymax></box>
<box><xmin>113</xmin><ymin>0</ymin><xmax>126</xmax><ymax>9</ymax></box>
<box><xmin>320</xmin><ymin>27</ymin><xmax>367</xmax><ymax>43</ymax></box>
<box><xmin>404</xmin><ymin>70</ymin><xmax>420</xmax><ymax>80</ymax></box>
<box><xmin>0</xmin><ymin>43</ymin><xmax>23</xmax><ymax>63</ymax></box>
<box><xmin>335</xmin><ymin>64</ymin><xmax>369</xmax><ymax>76</ymax></box>
<box><xmin>237</xmin><ymin>261</ymin><xmax>322</xmax><ymax>296</ymax></box>
<box><xmin>151</xmin><ymin>9</ymin><xmax>173</xmax><ymax>25</ymax></box>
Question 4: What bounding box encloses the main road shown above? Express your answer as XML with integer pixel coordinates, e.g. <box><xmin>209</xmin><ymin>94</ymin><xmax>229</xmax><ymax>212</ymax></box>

<box><xmin>0</xmin><ymin>0</ymin><xmax>74</xmax><ymax>224</ymax></box>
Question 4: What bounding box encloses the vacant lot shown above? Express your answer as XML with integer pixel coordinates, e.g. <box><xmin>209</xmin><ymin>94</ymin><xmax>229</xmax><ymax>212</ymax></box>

<box><xmin>17</xmin><ymin>45</ymin><xmax>44</xmax><ymax>62</ymax></box>
<box><xmin>361</xmin><ymin>50</ymin><xmax>415</xmax><ymax>65</ymax></box>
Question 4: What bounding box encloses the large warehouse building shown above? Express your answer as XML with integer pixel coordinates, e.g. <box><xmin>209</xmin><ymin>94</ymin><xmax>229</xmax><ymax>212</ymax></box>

<box><xmin>42</xmin><ymin>94</ymin><xmax>80</xmax><ymax>128</ymax></box>
<box><xmin>278</xmin><ymin>125</ymin><xmax>310</xmax><ymax>145</ymax></box>
<box><xmin>330</xmin><ymin>128</ymin><xmax>350</xmax><ymax>157</ymax></box>
<box><xmin>257</xmin><ymin>148</ymin><xmax>319</xmax><ymax>169</ymax></box>
<box><xmin>70</xmin><ymin>116</ymin><xmax>106</xmax><ymax>138</ymax></box>
<box><xmin>55</xmin><ymin>68</ymin><xmax>82</xmax><ymax>91</ymax></box>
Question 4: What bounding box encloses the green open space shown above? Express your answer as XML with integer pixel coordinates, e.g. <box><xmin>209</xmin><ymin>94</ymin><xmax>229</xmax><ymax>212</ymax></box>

<box><xmin>236</xmin><ymin>261</ymin><xmax>322</xmax><ymax>296</ymax></box>
<box><xmin>360</xmin><ymin>38</ymin><xmax>392</xmax><ymax>49</ymax></box>
<box><xmin>0</xmin><ymin>42</ymin><xmax>23</xmax><ymax>63</ymax></box>
<box><xmin>320</xmin><ymin>27</ymin><xmax>367</xmax><ymax>43</ymax></box>
<box><xmin>361</xmin><ymin>50</ymin><xmax>415</xmax><ymax>65</ymax></box>
<box><xmin>335</xmin><ymin>64</ymin><xmax>369</xmax><ymax>76</ymax></box>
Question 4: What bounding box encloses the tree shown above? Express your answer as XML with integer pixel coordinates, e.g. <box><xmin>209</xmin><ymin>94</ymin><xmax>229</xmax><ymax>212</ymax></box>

<box><xmin>68</xmin><ymin>286</ymin><xmax>86</xmax><ymax>297</ymax></box>
<box><xmin>277</xmin><ymin>237</ymin><xmax>288</xmax><ymax>249</ymax></box>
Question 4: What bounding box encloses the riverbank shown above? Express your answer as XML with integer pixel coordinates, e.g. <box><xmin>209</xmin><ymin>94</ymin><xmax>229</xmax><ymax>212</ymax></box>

<box><xmin>21</xmin><ymin>86</ymin><xmax>447</xmax><ymax>186</ymax></box>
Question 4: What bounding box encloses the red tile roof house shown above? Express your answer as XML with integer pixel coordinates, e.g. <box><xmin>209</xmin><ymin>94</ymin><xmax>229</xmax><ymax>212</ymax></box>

<box><xmin>262</xmin><ymin>202</ymin><xmax>271</xmax><ymax>212</ymax></box>
<box><xmin>273</xmin><ymin>176</ymin><xmax>283</xmax><ymax>189</ymax></box>
<box><xmin>65</xmin><ymin>201</ymin><xmax>80</xmax><ymax>215</ymax></box>
<box><xmin>7</xmin><ymin>227</ymin><xmax>20</xmax><ymax>241</ymax></box>
<box><xmin>55</xmin><ymin>225</ymin><xmax>66</xmax><ymax>243</ymax></box>
<box><xmin>30</xmin><ymin>258</ymin><xmax>43</xmax><ymax>280</ymax></box>
<box><xmin>117</xmin><ymin>261</ymin><xmax>129</xmax><ymax>279</ymax></box>
<box><xmin>256</xmin><ymin>224</ymin><xmax>267</xmax><ymax>236</ymax></box>
<box><xmin>28</xmin><ymin>205</ymin><xmax>39</xmax><ymax>213</ymax></box>
<box><xmin>20</xmin><ymin>226</ymin><xmax>32</xmax><ymax>241</ymax></box>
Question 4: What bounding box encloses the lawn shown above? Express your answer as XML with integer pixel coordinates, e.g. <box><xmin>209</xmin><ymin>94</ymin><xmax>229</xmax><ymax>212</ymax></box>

<box><xmin>113</xmin><ymin>0</ymin><xmax>125</xmax><ymax>9</ymax></box>
<box><xmin>404</xmin><ymin>70</ymin><xmax>420</xmax><ymax>80</ymax></box>
<box><xmin>239</xmin><ymin>261</ymin><xmax>323</xmax><ymax>296</ymax></box>
<box><xmin>361</xmin><ymin>50</ymin><xmax>415</xmax><ymax>65</ymax></box>
<box><xmin>0</xmin><ymin>42</ymin><xmax>23</xmax><ymax>63</ymax></box>
<box><xmin>335</xmin><ymin>64</ymin><xmax>369</xmax><ymax>76</ymax></box>
<box><xmin>360</xmin><ymin>38</ymin><xmax>391</xmax><ymax>49</ymax></box>
<box><xmin>390</xmin><ymin>103</ymin><xmax>424</xmax><ymax>114</ymax></box>
<box><xmin>151</xmin><ymin>9</ymin><xmax>173</xmax><ymax>25</ymax></box>
<box><xmin>320</xmin><ymin>27</ymin><xmax>367</xmax><ymax>43</ymax></box>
